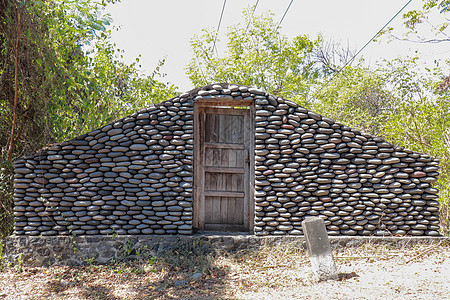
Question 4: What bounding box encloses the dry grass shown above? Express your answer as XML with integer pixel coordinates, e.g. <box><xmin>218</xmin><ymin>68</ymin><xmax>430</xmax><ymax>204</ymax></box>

<box><xmin>0</xmin><ymin>240</ymin><xmax>449</xmax><ymax>299</ymax></box>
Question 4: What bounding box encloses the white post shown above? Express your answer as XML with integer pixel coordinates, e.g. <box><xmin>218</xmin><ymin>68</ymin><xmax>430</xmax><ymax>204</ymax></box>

<box><xmin>302</xmin><ymin>216</ymin><xmax>339</xmax><ymax>281</ymax></box>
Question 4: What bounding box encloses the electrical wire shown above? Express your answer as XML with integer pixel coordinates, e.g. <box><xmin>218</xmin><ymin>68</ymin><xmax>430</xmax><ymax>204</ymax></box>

<box><xmin>312</xmin><ymin>0</ymin><xmax>413</xmax><ymax>100</ymax></box>
<box><xmin>275</xmin><ymin>0</ymin><xmax>294</xmax><ymax>69</ymax></box>
<box><xmin>212</xmin><ymin>0</ymin><xmax>227</xmax><ymax>56</ymax></box>
<box><xmin>195</xmin><ymin>40</ymin><xmax>208</xmax><ymax>84</ymax></box>
<box><xmin>278</xmin><ymin>0</ymin><xmax>294</xmax><ymax>29</ymax></box>
<box><xmin>245</xmin><ymin>0</ymin><xmax>260</xmax><ymax>31</ymax></box>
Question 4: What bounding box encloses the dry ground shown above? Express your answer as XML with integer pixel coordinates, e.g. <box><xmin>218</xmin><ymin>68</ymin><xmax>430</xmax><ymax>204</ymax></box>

<box><xmin>0</xmin><ymin>240</ymin><xmax>449</xmax><ymax>299</ymax></box>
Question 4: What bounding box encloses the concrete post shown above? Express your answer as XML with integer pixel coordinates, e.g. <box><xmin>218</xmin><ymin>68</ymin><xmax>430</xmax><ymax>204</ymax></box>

<box><xmin>302</xmin><ymin>216</ymin><xmax>339</xmax><ymax>281</ymax></box>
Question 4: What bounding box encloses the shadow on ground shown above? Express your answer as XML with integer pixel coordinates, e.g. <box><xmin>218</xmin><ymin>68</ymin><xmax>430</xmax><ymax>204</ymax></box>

<box><xmin>39</xmin><ymin>244</ymin><xmax>233</xmax><ymax>299</ymax></box>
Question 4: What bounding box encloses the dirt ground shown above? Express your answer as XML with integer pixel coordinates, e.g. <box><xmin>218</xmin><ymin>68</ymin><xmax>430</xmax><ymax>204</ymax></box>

<box><xmin>0</xmin><ymin>239</ymin><xmax>449</xmax><ymax>299</ymax></box>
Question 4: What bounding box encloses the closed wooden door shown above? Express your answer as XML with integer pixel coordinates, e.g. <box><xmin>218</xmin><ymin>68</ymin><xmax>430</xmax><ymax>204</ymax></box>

<box><xmin>194</xmin><ymin>103</ymin><xmax>254</xmax><ymax>232</ymax></box>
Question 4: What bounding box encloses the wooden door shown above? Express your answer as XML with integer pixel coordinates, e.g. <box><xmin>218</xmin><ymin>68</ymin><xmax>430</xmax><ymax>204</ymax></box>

<box><xmin>194</xmin><ymin>102</ymin><xmax>254</xmax><ymax>232</ymax></box>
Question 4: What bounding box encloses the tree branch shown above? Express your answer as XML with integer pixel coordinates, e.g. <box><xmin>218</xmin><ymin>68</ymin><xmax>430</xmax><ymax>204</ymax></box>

<box><xmin>389</xmin><ymin>32</ymin><xmax>450</xmax><ymax>43</ymax></box>
<box><xmin>7</xmin><ymin>9</ymin><xmax>21</xmax><ymax>161</ymax></box>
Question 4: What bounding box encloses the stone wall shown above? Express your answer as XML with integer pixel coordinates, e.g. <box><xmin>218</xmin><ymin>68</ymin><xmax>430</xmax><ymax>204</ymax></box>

<box><xmin>6</xmin><ymin>235</ymin><xmax>447</xmax><ymax>267</ymax></box>
<box><xmin>13</xmin><ymin>93</ymin><xmax>195</xmax><ymax>236</ymax></box>
<box><xmin>13</xmin><ymin>83</ymin><xmax>441</xmax><ymax>237</ymax></box>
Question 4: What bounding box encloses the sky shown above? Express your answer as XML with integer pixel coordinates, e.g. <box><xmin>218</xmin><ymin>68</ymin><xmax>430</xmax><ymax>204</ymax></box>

<box><xmin>105</xmin><ymin>0</ymin><xmax>449</xmax><ymax>92</ymax></box>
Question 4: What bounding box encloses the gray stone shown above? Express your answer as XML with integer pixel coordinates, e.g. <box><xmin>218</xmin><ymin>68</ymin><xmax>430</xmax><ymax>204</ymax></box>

<box><xmin>74</xmin><ymin>201</ymin><xmax>91</xmax><ymax>207</ymax></box>
<box><xmin>130</xmin><ymin>144</ymin><xmax>148</xmax><ymax>151</ymax></box>
<box><xmin>191</xmin><ymin>272</ymin><xmax>203</xmax><ymax>281</ymax></box>
<box><xmin>383</xmin><ymin>157</ymin><xmax>401</xmax><ymax>164</ymax></box>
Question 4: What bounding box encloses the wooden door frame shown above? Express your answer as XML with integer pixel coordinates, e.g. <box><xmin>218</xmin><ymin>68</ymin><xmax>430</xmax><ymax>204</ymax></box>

<box><xmin>193</xmin><ymin>100</ymin><xmax>255</xmax><ymax>232</ymax></box>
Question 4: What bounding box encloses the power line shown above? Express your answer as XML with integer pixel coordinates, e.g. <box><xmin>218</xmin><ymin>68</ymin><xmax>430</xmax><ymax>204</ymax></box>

<box><xmin>194</xmin><ymin>36</ymin><xmax>208</xmax><ymax>84</ymax></box>
<box><xmin>274</xmin><ymin>0</ymin><xmax>294</xmax><ymax>65</ymax></box>
<box><xmin>312</xmin><ymin>0</ymin><xmax>413</xmax><ymax>100</ymax></box>
<box><xmin>245</xmin><ymin>0</ymin><xmax>260</xmax><ymax>31</ymax></box>
<box><xmin>278</xmin><ymin>0</ymin><xmax>294</xmax><ymax>29</ymax></box>
<box><xmin>212</xmin><ymin>0</ymin><xmax>227</xmax><ymax>56</ymax></box>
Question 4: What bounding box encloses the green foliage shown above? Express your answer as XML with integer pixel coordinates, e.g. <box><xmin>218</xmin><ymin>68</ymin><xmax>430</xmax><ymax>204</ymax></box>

<box><xmin>0</xmin><ymin>239</ymin><xmax>6</xmax><ymax>271</ymax></box>
<box><xmin>380</xmin><ymin>58</ymin><xmax>449</xmax><ymax>158</ymax></box>
<box><xmin>27</xmin><ymin>0</ymin><xmax>177</xmax><ymax>142</ymax></box>
<box><xmin>313</xmin><ymin>64</ymin><xmax>393</xmax><ymax>136</ymax></box>
<box><xmin>0</xmin><ymin>155</ymin><xmax>14</xmax><ymax>240</ymax></box>
<box><xmin>0</xmin><ymin>0</ymin><xmax>177</xmax><ymax>238</ymax></box>
<box><xmin>382</xmin><ymin>0</ymin><xmax>450</xmax><ymax>43</ymax></box>
<box><xmin>1</xmin><ymin>0</ymin><xmax>177</xmax><ymax>146</ymax></box>
<box><xmin>186</xmin><ymin>7</ymin><xmax>321</xmax><ymax>103</ymax></box>
<box><xmin>379</xmin><ymin>57</ymin><xmax>450</xmax><ymax>235</ymax></box>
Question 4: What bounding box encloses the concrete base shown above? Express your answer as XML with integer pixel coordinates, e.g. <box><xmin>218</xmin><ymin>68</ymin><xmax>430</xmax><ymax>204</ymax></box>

<box><xmin>5</xmin><ymin>234</ymin><xmax>449</xmax><ymax>267</ymax></box>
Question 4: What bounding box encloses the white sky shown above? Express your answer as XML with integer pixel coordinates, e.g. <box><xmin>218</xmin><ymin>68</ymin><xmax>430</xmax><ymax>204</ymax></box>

<box><xmin>105</xmin><ymin>0</ymin><xmax>449</xmax><ymax>92</ymax></box>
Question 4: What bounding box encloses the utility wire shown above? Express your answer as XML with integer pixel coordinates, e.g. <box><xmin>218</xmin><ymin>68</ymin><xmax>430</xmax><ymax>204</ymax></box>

<box><xmin>194</xmin><ymin>42</ymin><xmax>208</xmax><ymax>84</ymax></box>
<box><xmin>275</xmin><ymin>0</ymin><xmax>294</xmax><ymax>66</ymax></box>
<box><xmin>245</xmin><ymin>0</ymin><xmax>260</xmax><ymax>31</ymax></box>
<box><xmin>312</xmin><ymin>0</ymin><xmax>413</xmax><ymax>100</ymax></box>
<box><xmin>242</xmin><ymin>0</ymin><xmax>261</xmax><ymax>57</ymax></box>
<box><xmin>278</xmin><ymin>0</ymin><xmax>294</xmax><ymax>29</ymax></box>
<box><xmin>212</xmin><ymin>0</ymin><xmax>227</xmax><ymax>56</ymax></box>
<box><xmin>240</xmin><ymin>0</ymin><xmax>260</xmax><ymax>86</ymax></box>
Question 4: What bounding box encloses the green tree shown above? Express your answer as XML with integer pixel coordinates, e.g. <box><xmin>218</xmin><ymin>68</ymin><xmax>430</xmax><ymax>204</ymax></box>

<box><xmin>381</xmin><ymin>57</ymin><xmax>450</xmax><ymax>155</ymax></box>
<box><xmin>313</xmin><ymin>64</ymin><xmax>394</xmax><ymax>136</ymax></box>
<box><xmin>370</xmin><ymin>0</ymin><xmax>450</xmax><ymax>234</ymax></box>
<box><xmin>186</xmin><ymin>8</ymin><xmax>321</xmax><ymax>104</ymax></box>
<box><xmin>383</xmin><ymin>0</ymin><xmax>450</xmax><ymax>43</ymax></box>
<box><xmin>379</xmin><ymin>57</ymin><xmax>450</xmax><ymax>234</ymax></box>
<box><xmin>0</xmin><ymin>0</ymin><xmax>176</xmax><ymax>238</ymax></box>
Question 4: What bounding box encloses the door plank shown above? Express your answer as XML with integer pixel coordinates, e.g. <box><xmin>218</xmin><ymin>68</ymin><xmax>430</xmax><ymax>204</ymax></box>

<box><xmin>205</xmin><ymin>148</ymin><xmax>213</xmax><ymax>167</ymax></box>
<box><xmin>235</xmin><ymin>197</ymin><xmax>244</xmax><ymax>225</ymax></box>
<box><xmin>212</xmin><ymin>196</ymin><xmax>221</xmax><ymax>224</ymax></box>
<box><xmin>205</xmin><ymin>143</ymin><xmax>245</xmax><ymax>150</ymax></box>
<box><xmin>205</xmin><ymin>166</ymin><xmax>244</xmax><ymax>174</ymax></box>
<box><xmin>228</xmin><ymin>149</ymin><xmax>237</xmax><ymax>168</ymax></box>
<box><xmin>204</xmin><ymin>224</ymin><xmax>245</xmax><ymax>231</ymax></box>
<box><xmin>221</xmin><ymin>196</ymin><xmax>228</xmax><ymax>223</ymax></box>
<box><xmin>221</xmin><ymin>146</ymin><xmax>229</xmax><ymax>168</ymax></box>
<box><xmin>212</xmin><ymin>147</ymin><xmax>221</xmax><ymax>168</ymax></box>
<box><xmin>205</xmin><ymin>196</ymin><xmax>212</xmax><ymax>224</ymax></box>
<box><xmin>193</xmin><ymin>106</ymin><xmax>205</xmax><ymax>229</ymax></box>
<box><xmin>204</xmin><ymin>191</ymin><xmax>245</xmax><ymax>198</ymax></box>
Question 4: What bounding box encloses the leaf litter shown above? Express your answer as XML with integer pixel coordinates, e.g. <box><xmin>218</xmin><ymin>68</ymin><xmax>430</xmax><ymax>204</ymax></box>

<box><xmin>0</xmin><ymin>239</ymin><xmax>448</xmax><ymax>299</ymax></box>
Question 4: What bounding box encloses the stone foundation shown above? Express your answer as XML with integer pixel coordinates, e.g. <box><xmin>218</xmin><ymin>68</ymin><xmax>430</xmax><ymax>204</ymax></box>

<box><xmin>5</xmin><ymin>234</ymin><xmax>448</xmax><ymax>267</ymax></box>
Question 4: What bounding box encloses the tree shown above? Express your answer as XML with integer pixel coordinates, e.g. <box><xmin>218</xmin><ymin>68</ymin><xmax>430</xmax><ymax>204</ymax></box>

<box><xmin>0</xmin><ymin>0</ymin><xmax>177</xmax><ymax>238</ymax></box>
<box><xmin>1</xmin><ymin>0</ymin><xmax>177</xmax><ymax>151</ymax></box>
<box><xmin>311</xmin><ymin>39</ymin><xmax>356</xmax><ymax>75</ymax></box>
<box><xmin>384</xmin><ymin>0</ymin><xmax>450</xmax><ymax>43</ymax></box>
<box><xmin>379</xmin><ymin>57</ymin><xmax>450</xmax><ymax>156</ymax></box>
<box><xmin>378</xmin><ymin>56</ymin><xmax>450</xmax><ymax>235</ymax></box>
<box><xmin>186</xmin><ymin>8</ymin><xmax>321</xmax><ymax>104</ymax></box>
<box><xmin>313</xmin><ymin>64</ymin><xmax>394</xmax><ymax>136</ymax></box>
<box><xmin>186</xmin><ymin>7</ymin><xmax>397</xmax><ymax>136</ymax></box>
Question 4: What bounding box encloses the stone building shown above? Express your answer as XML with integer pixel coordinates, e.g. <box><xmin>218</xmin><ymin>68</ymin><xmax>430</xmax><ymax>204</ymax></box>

<box><xmin>13</xmin><ymin>83</ymin><xmax>441</xmax><ymax>237</ymax></box>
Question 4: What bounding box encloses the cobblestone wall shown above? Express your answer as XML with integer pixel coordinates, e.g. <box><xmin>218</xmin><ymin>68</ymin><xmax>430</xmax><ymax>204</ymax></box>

<box><xmin>13</xmin><ymin>84</ymin><xmax>441</xmax><ymax>236</ymax></box>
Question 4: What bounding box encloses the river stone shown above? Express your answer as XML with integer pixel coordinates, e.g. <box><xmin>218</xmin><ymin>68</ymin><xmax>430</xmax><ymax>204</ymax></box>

<box><xmin>130</xmin><ymin>144</ymin><xmax>148</xmax><ymax>151</ymax></box>
<box><xmin>411</xmin><ymin>171</ymin><xmax>426</xmax><ymax>178</ymax></box>
<box><xmin>11</xmin><ymin>84</ymin><xmax>441</xmax><ymax>239</ymax></box>
<box><xmin>383</xmin><ymin>157</ymin><xmax>400</xmax><ymax>164</ymax></box>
